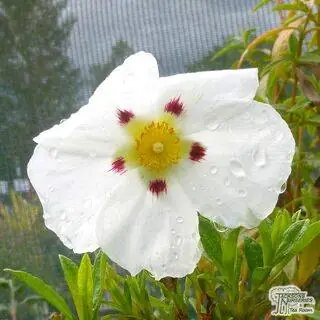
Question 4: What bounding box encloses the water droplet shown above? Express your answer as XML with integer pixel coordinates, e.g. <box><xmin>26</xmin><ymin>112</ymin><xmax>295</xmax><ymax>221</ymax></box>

<box><xmin>216</xmin><ymin>198</ymin><xmax>222</xmax><ymax>205</ymax></box>
<box><xmin>155</xmin><ymin>251</ymin><xmax>160</xmax><ymax>258</ymax></box>
<box><xmin>59</xmin><ymin>119</ymin><xmax>66</xmax><ymax>124</ymax></box>
<box><xmin>48</xmin><ymin>185</ymin><xmax>55</xmax><ymax>192</ymax></box>
<box><xmin>176</xmin><ymin>216</ymin><xmax>184</xmax><ymax>223</ymax></box>
<box><xmin>89</xmin><ymin>152</ymin><xmax>97</xmax><ymax>158</ymax></box>
<box><xmin>230</xmin><ymin>160</ymin><xmax>246</xmax><ymax>178</ymax></box>
<box><xmin>174</xmin><ymin>252</ymin><xmax>179</xmax><ymax>260</ymax></box>
<box><xmin>175</xmin><ymin>236</ymin><xmax>182</xmax><ymax>246</ymax></box>
<box><xmin>252</xmin><ymin>147</ymin><xmax>267</xmax><ymax>167</ymax></box>
<box><xmin>224</xmin><ymin>178</ymin><xmax>230</xmax><ymax>186</ymax></box>
<box><xmin>171</xmin><ymin>228</ymin><xmax>176</xmax><ymax>235</ymax></box>
<box><xmin>213</xmin><ymin>218</ymin><xmax>228</xmax><ymax>233</ymax></box>
<box><xmin>191</xmin><ymin>232</ymin><xmax>197</xmax><ymax>240</ymax></box>
<box><xmin>242</xmin><ymin>112</ymin><xmax>251</xmax><ymax>120</ymax></box>
<box><xmin>280</xmin><ymin>182</ymin><xmax>287</xmax><ymax>194</ymax></box>
<box><xmin>49</xmin><ymin>148</ymin><xmax>58</xmax><ymax>158</ymax></box>
<box><xmin>192</xmin><ymin>186</ymin><xmax>197</xmax><ymax>191</ymax></box>
<box><xmin>275</xmin><ymin>131</ymin><xmax>284</xmax><ymax>142</ymax></box>
<box><xmin>161</xmin><ymin>263</ymin><xmax>166</xmax><ymax>269</ymax></box>
<box><xmin>210</xmin><ymin>165</ymin><xmax>218</xmax><ymax>175</ymax></box>
<box><xmin>238</xmin><ymin>189</ymin><xmax>247</xmax><ymax>197</ymax></box>
<box><xmin>207</xmin><ymin>122</ymin><xmax>220</xmax><ymax>131</ymax></box>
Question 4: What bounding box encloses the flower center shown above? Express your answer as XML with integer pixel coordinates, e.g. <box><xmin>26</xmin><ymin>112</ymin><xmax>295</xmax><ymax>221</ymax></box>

<box><xmin>152</xmin><ymin>142</ymin><xmax>164</xmax><ymax>153</ymax></box>
<box><xmin>135</xmin><ymin>120</ymin><xmax>183</xmax><ymax>172</ymax></box>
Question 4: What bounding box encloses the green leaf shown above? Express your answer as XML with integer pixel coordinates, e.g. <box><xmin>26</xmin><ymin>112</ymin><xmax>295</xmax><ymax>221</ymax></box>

<box><xmin>251</xmin><ymin>266</ymin><xmax>272</xmax><ymax>289</ymax></box>
<box><xmin>198</xmin><ymin>215</ymin><xmax>222</xmax><ymax>267</ymax></box>
<box><xmin>244</xmin><ymin>237</ymin><xmax>263</xmax><ymax>273</ymax></box>
<box><xmin>258</xmin><ymin>219</ymin><xmax>273</xmax><ymax>266</ymax></box>
<box><xmin>307</xmin><ymin>115</ymin><xmax>320</xmax><ymax>125</ymax></box>
<box><xmin>210</xmin><ymin>42</ymin><xmax>243</xmax><ymax>61</ymax></box>
<box><xmin>4</xmin><ymin>269</ymin><xmax>73</xmax><ymax>319</ymax></box>
<box><xmin>123</xmin><ymin>280</ymin><xmax>132</xmax><ymax>309</ymax></box>
<box><xmin>271</xmin><ymin>210</ymin><xmax>291</xmax><ymax>250</ymax></box>
<box><xmin>254</xmin><ymin>0</ymin><xmax>272</xmax><ymax>11</ymax></box>
<box><xmin>59</xmin><ymin>255</ymin><xmax>83</xmax><ymax>320</ymax></box>
<box><xmin>299</xmin><ymin>53</ymin><xmax>320</xmax><ymax>64</ymax></box>
<box><xmin>77</xmin><ymin>254</ymin><xmax>93</xmax><ymax>320</ymax></box>
<box><xmin>222</xmin><ymin>228</ymin><xmax>240</xmax><ymax>285</ymax></box>
<box><xmin>274</xmin><ymin>220</ymin><xmax>309</xmax><ymax>264</ymax></box>
<box><xmin>293</xmin><ymin>220</ymin><xmax>320</xmax><ymax>254</ymax></box>
<box><xmin>273</xmin><ymin>3</ymin><xmax>308</xmax><ymax>12</ymax></box>
<box><xmin>93</xmin><ymin>251</ymin><xmax>107</xmax><ymax>317</ymax></box>
<box><xmin>288</xmin><ymin>33</ymin><xmax>299</xmax><ymax>56</ymax></box>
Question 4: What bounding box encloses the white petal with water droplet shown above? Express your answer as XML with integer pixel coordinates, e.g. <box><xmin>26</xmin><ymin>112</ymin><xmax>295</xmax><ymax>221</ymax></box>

<box><xmin>96</xmin><ymin>178</ymin><xmax>201</xmax><ymax>280</ymax></box>
<box><xmin>177</xmin><ymin>101</ymin><xmax>295</xmax><ymax>228</ymax></box>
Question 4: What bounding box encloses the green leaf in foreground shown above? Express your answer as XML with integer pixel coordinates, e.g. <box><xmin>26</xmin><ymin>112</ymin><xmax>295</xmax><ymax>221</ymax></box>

<box><xmin>244</xmin><ymin>237</ymin><xmax>263</xmax><ymax>273</ymax></box>
<box><xmin>198</xmin><ymin>215</ymin><xmax>222</xmax><ymax>267</ymax></box>
<box><xmin>4</xmin><ymin>269</ymin><xmax>73</xmax><ymax>319</ymax></box>
<box><xmin>59</xmin><ymin>255</ymin><xmax>83</xmax><ymax>320</ymax></box>
<box><xmin>78</xmin><ymin>253</ymin><xmax>94</xmax><ymax>320</ymax></box>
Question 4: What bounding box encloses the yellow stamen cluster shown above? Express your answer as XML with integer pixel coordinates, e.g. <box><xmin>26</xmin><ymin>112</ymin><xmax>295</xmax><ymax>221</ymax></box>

<box><xmin>135</xmin><ymin>121</ymin><xmax>182</xmax><ymax>172</ymax></box>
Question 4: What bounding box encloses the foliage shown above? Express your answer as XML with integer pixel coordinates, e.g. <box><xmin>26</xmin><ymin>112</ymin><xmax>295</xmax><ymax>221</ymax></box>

<box><xmin>0</xmin><ymin>192</ymin><xmax>78</xmax><ymax>319</ymax></box>
<box><xmin>0</xmin><ymin>0</ymin><xmax>80</xmax><ymax>180</ymax></box>
<box><xmin>3</xmin><ymin>0</ymin><xmax>320</xmax><ymax>319</ymax></box>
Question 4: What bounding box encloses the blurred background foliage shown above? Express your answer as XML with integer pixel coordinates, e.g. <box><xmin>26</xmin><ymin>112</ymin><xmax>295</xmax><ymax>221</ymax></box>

<box><xmin>0</xmin><ymin>0</ymin><xmax>319</xmax><ymax>319</ymax></box>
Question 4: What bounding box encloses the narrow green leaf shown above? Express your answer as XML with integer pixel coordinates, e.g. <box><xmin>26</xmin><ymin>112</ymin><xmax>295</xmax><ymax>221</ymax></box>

<box><xmin>273</xmin><ymin>3</ymin><xmax>308</xmax><ymax>12</ymax></box>
<box><xmin>288</xmin><ymin>33</ymin><xmax>299</xmax><ymax>55</ymax></box>
<box><xmin>77</xmin><ymin>254</ymin><xmax>93</xmax><ymax>320</ymax></box>
<box><xmin>271</xmin><ymin>210</ymin><xmax>291</xmax><ymax>249</ymax></box>
<box><xmin>259</xmin><ymin>219</ymin><xmax>273</xmax><ymax>266</ymax></box>
<box><xmin>4</xmin><ymin>269</ymin><xmax>73</xmax><ymax>319</ymax></box>
<box><xmin>198</xmin><ymin>215</ymin><xmax>222</xmax><ymax>267</ymax></box>
<box><xmin>254</xmin><ymin>0</ymin><xmax>272</xmax><ymax>11</ymax></box>
<box><xmin>244</xmin><ymin>237</ymin><xmax>263</xmax><ymax>273</ymax></box>
<box><xmin>251</xmin><ymin>266</ymin><xmax>272</xmax><ymax>290</ymax></box>
<box><xmin>222</xmin><ymin>228</ymin><xmax>240</xmax><ymax>283</ymax></box>
<box><xmin>274</xmin><ymin>220</ymin><xmax>309</xmax><ymax>264</ymax></box>
<box><xmin>59</xmin><ymin>255</ymin><xmax>83</xmax><ymax>320</ymax></box>
<box><xmin>123</xmin><ymin>281</ymin><xmax>132</xmax><ymax>309</ymax></box>
<box><xmin>210</xmin><ymin>42</ymin><xmax>243</xmax><ymax>61</ymax></box>
<box><xmin>299</xmin><ymin>53</ymin><xmax>320</xmax><ymax>64</ymax></box>
<box><xmin>93</xmin><ymin>251</ymin><xmax>107</xmax><ymax>313</ymax></box>
<box><xmin>293</xmin><ymin>220</ymin><xmax>320</xmax><ymax>254</ymax></box>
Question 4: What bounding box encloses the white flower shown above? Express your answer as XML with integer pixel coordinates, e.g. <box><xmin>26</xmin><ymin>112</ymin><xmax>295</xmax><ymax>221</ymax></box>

<box><xmin>28</xmin><ymin>52</ymin><xmax>295</xmax><ymax>280</ymax></box>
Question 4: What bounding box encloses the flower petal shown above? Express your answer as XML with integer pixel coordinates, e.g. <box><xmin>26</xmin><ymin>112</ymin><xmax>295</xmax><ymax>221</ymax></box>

<box><xmin>27</xmin><ymin>145</ymin><xmax>122</xmax><ymax>253</ymax></box>
<box><xmin>89</xmin><ymin>51</ymin><xmax>159</xmax><ymax>114</ymax></box>
<box><xmin>34</xmin><ymin>52</ymin><xmax>160</xmax><ymax>154</ymax></box>
<box><xmin>155</xmin><ymin>68</ymin><xmax>258</xmax><ymax>115</ymax></box>
<box><xmin>96</xmin><ymin>173</ymin><xmax>201</xmax><ymax>280</ymax></box>
<box><xmin>177</xmin><ymin>101</ymin><xmax>295</xmax><ymax>229</ymax></box>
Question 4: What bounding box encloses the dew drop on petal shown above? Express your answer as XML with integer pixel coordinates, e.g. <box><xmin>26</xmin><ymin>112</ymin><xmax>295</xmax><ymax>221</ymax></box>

<box><xmin>48</xmin><ymin>185</ymin><xmax>55</xmax><ymax>192</ymax></box>
<box><xmin>49</xmin><ymin>148</ymin><xmax>58</xmax><ymax>158</ymax></box>
<box><xmin>59</xmin><ymin>119</ymin><xmax>66</xmax><ymax>124</ymax></box>
<box><xmin>174</xmin><ymin>252</ymin><xmax>179</xmax><ymax>260</ymax></box>
<box><xmin>216</xmin><ymin>198</ymin><xmax>222</xmax><ymax>205</ymax></box>
<box><xmin>171</xmin><ymin>228</ymin><xmax>176</xmax><ymax>234</ymax></box>
<box><xmin>280</xmin><ymin>182</ymin><xmax>287</xmax><ymax>194</ymax></box>
<box><xmin>224</xmin><ymin>178</ymin><xmax>230</xmax><ymax>186</ymax></box>
<box><xmin>192</xmin><ymin>186</ymin><xmax>197</xmax><ymax>191</ymax></box>
<box><xmin>230</xmin><ymin>160</ymin><xmax>246</xmax><ymax>178</ymax></box>
<box><xmin>191</xmin><ymin>232</ymin><xmax>197</xmax><ymax>240</ymax></box>
<box><xmin>89</xmin><ymin>152</ymin><xmax>97</xmax><ymax>158</ymax></box>
<box><xmin>175</xmin><ymin>236</ymin><xmax>182</xmax><ymax>246</ymax></box>
<box><xmin>275</xmin><ymin>131</ymin><xmax>284</xmax><ymax>142</ymax></box>
<box><xmin>210</xmin><ymin>165</ymin><xmax>218</xmax><ymax>175</ymax></box>
<box><xmin>252</xmin><ymin>147</ymin><xmax>267</xmax><ymax>167</ymax></box>
<box><xmin>213</xmin><ymin>218</ymin><xmax>228</xmax><ymax>233</ymax></box>
<box><xmin>207</xmin><ymin>122</ymin><xmax>220</xmax><ymax>131</ymax></box>
<box><xmin>238</xmin><ymin>189</ymin><xmax>247</xmax><ymax>197</ymax></box>
<box><xmin>176</xmin><ymin>216</ymin><xmax>184</xmax><ymax>223</ymax></box>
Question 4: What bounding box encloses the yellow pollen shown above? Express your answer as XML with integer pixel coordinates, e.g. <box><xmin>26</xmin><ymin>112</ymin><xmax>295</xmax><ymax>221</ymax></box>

<box><xmin>134</xmin><ymin>120</ymin><xmax>183</xmax><ymax>172</ymax></box>
<box><xmin>153</xmin><ymin>142</ymin><xmax>164</xmax><ymax>154</ymax></box>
